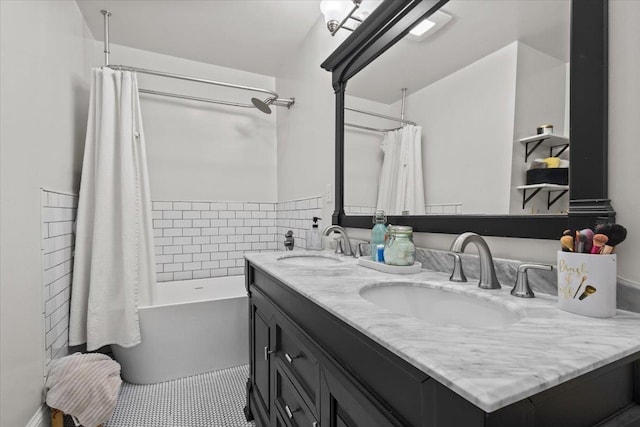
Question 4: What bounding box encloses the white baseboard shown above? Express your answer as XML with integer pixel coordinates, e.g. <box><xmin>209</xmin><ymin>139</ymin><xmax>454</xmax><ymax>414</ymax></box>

<box><xmin>26</xmin><ymin>405</ymin><xmax>48</xmax><ymax>427</ymax></box>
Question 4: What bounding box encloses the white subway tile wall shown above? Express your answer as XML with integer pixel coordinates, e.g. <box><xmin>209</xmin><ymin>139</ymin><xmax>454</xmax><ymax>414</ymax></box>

<box><xmin>41</xmin><ymin>189</ymin><xmax>78</xmax><ymax>369</ymax></box>
<box><xmin>276</xmin><ymin>196</ymin><xmax>323</xmax><ymax>251</ymax></box>
<box><xmin>153</xmin><ymin>197</ymin><xmax>323</xmax><ymax>281</ymax></box>
<box><xmin>345</xmin><ymin>203</ymin><xmax>464</xmax><ymax>215</ymax></box>
<box><xmin>35</xmin><ymin>193</ymin><xmax>324</xmax><ymax>374</ymax></box>
<box><xmin>345</xmin><ymin>204</ymin><xmax>376</xmax><ymax>215</ymax></box>
<box><xmin>153</xmin><ymin>201</ymin><xmax>280</xmax><ymax>282</ymax></box>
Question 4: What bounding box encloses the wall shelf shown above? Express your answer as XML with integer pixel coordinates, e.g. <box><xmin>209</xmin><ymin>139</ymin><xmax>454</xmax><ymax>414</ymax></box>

<box><xmin>517</xmin><ymin>184</ymin><xmax>569</xmax><ymax>210</ymax></box>
<box><xmin>520</xmin><ymin>134</ymin><xmax>570</xmax><ymax>162</ymax></box>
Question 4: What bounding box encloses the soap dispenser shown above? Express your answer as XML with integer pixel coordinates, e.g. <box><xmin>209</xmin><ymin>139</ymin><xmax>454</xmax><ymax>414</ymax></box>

<box><xmin>306</xmin><ymin>217</ymin><xmax>323</xmax><ymax>251</ymax></box>
<box><xmin>371</xmin><ymin>210</ymin><xmax>388</xmax><ymax>262</ymax></box>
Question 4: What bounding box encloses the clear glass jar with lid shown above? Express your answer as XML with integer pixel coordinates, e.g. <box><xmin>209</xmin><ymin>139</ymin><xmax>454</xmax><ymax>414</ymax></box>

<box><xmin>383</xmin><ymin>225</ymin><xmax>415</xmax><ymax>266</ymax></box>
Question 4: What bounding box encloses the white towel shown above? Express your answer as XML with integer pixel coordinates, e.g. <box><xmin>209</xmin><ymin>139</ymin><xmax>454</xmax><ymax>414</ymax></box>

<box><xmin>45</xmin><ymin>353</ymin><xmax>122</xmax><ymax>427</ymax></box>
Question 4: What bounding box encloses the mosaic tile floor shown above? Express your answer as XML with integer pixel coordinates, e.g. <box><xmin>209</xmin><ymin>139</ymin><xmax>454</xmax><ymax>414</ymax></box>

<box><xmin>105</xmin><ymin>364</ymin><xmax>255</xmax><ymax>427</ymax></box>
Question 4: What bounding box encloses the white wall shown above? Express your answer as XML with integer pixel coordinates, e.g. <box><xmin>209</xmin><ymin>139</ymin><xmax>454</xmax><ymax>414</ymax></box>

<box><xmin>609</xmin><ymin>0</ymin><xmax>640</xmax><ymax>285</ymax></box>
<box><xmin>509</xmin><ymin>43</ymin><xmax>569</xmax><ymax>214</ymax></box>
<box><xmin>275</xmin><ymin>17</ymin><xmax>346</xmax><ymax>223</ymax></box>
<box><xmin>0</xmin><ymin>1</ymin><xmax>94</xmax><ymax>425</ymax></box>
<box><xmin>107</xmin><ymin>44</ymin><xmax>278</xmax><ymax>202</ymax></box>
<box><xmin>344</xmin><ymin>42</ymin><xmax>568</xmax><ymax>216</ymax></box>
<box><xmin>344</xmin><ymin>95</ymin><xmax>393</xmax><ymax>211</ymax></box>
<box><xmin>395</xmin><ymin>43</ymin><xmax>518</xmax><ymax>214</ymax></box>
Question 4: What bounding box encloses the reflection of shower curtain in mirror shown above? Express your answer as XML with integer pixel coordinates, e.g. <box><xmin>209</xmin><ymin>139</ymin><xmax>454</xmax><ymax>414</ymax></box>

<box><xmin>376</xmin><ymin>125</ymin><xmax>426</xmax><ymax>215</ymax></box>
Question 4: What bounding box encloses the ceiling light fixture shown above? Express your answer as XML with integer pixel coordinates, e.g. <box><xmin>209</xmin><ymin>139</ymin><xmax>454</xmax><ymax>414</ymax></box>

<box><xmin>320</xmin><ymin>0</ymin><xmax>382</xmax><ymax>36</ymax></box>
<box><xmin>405</xmin><ymin>10</ymin><xmax>452</xmax><ymax>41</ymax></box>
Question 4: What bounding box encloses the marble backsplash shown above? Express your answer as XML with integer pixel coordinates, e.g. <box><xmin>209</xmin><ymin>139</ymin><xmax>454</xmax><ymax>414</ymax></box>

<box><xmin>354</xmin><ymin>241</ymin><xmax>640</xmax><ymax>313</ymax></box>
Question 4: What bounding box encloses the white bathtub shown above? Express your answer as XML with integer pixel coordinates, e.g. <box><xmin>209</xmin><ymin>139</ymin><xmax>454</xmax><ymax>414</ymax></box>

<box><xmin>112</xmin><ymin>275</ymin><xmax>248</xmax><ymax>384</ymax></box>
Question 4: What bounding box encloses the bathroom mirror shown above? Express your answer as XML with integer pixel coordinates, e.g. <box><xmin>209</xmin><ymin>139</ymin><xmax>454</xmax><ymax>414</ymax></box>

<box><xmin>321</xmin><ymin>0</ymin><xmax>613</xmax><ymax>239</ymax></box>
<box><xmin>345</xmin><ymin>0</ymin><xmax>571</xmax><ymax>216</ymax></box>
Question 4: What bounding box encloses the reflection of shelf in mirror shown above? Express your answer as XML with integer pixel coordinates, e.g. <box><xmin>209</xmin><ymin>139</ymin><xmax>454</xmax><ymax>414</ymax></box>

<box><xmin>517</xmin><ymin>184</ymin><xmax>569</xmax><ymax>210</ymax></box>
<box><xmin>519</xmin><ymin>134</ymin><xmax>570</xmax><ymax>162</ymax></box>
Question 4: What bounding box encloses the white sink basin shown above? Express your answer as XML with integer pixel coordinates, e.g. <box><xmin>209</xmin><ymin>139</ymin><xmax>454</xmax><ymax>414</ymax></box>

<box><xmin>360</xmin><ymin>283</ymin><xmax>522</xmax><ymax>329</ymax></box>
<box><xmin>277</xmin><ymin>253</ymin><xmax>344</xmax><ymax>266</ymax></box>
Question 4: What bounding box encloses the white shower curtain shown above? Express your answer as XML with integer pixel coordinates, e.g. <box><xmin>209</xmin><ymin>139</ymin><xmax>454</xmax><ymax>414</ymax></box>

<box><xmin>69</xmin><ymin>68</ymin><xmax>156</xmax><ymax>351</ymax></box>
<box><xmin>376</xmin><ymin>125</ymin><xmax>426</xmax><ymax>215</ymax></box>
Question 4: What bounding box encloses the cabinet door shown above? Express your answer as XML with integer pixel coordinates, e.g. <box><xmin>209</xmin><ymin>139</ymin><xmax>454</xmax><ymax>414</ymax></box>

<box><xmin>251</xmin><ymin>301</ymin><xmax>273</xmax><ymax>420</ymax></box>
<box><xmin>320</xmin><ymin>368</ymin><xmax>403</xmax><ymax>427</ymax></box>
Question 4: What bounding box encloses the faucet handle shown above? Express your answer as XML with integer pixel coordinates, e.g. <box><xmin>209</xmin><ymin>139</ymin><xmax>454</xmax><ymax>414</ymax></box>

<box><xmin>355</xmin><ymin>241</ymin><xmax>369</xmax><ymax>258</ymax></box>
<box><xmin>334</xmin><ymin>239</ymin><xmax>344</xmax><ymax>255</ymax></box>
<box><xmin>511</xmin><ymin>263</ymin><xmax>553</xmax><ymax>298</ymax></box>
<box><xmin>283</xmin><ymin>230</ymin><xmax>295</xmax><ymax>251</ymax></box>
<box><xmin>449</xmin><ymin>253</ymin><xmax>467</xmax><ymax>282</ymax></box>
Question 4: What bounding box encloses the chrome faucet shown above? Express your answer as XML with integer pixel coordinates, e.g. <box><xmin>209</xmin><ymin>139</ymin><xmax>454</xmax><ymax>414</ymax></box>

<box><xmin>322</xmin><ymin>225</ymin><xmax>354</xmax><ymax>256</ymax></box>
<box><xmin>449</xmin><ymin>232</ymin><xmax>501</xmax><ymax>289</ymax></box>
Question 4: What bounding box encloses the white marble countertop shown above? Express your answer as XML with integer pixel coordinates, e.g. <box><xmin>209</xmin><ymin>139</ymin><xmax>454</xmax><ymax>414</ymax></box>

<box><xmin>245</xmin><ymin>251</ymin><xmax>640</xmax><ymax>413</ymax></box>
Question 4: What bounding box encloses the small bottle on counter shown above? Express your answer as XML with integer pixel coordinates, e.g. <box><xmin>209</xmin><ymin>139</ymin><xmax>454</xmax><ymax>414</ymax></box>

<box><xmin>371</xmin><ymin>210</ymin><xmax>387</xmax><ymax>262</ymax></box>
<box><xmin>306</xmin><ymin>217</ymin><xmax>323</xmax><ymax>251</ymax></box>
<box><xmin>384</xmin><ymin>225</ymin><xmax>415</xmax><ymax>266</ymax></box>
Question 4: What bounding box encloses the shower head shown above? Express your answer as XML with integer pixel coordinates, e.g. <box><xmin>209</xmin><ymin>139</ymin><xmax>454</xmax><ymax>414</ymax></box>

<box><xmin>251</xmin><ymin>97</ymin><xmax>274</xmax><ymax>114</ymax></box>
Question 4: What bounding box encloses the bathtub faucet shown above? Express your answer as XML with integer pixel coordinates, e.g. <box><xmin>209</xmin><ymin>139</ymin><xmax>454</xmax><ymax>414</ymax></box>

<box><xmin>284</xmin><ymin>230</ymin><xmax>294</xmax><ymax>251</ymax></box>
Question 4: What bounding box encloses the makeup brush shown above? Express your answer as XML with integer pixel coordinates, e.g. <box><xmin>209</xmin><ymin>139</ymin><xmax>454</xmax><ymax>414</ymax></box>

<box><xmin>580</xmin><ymin>229</ymin><xmax>594</xmax><ymax>253</ymax></box>
<box><xmin>576</xmin><ymin>232</ymin><xmax>588</xmax><ymax>253</ymax></box>
<box><xmin>591</xmin><ymin>234</ymin><xmax>608</xmax><ymax>254</ymax></box>
<box><xmin>560</xmin><ymin>235</ymin><xmax>574</xmax><ymax>252</ymax></box>
<box><xmin>596</xmin><ymin>223</ymin><xmax>628</xmax><ymax>254</ymax></box>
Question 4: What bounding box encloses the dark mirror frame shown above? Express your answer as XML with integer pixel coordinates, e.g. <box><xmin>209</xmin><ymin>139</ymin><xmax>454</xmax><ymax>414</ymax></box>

<box><xmin>321</xmin><ymin>0</ymin><xmax>614</xmax><ymax>239</ymax></box>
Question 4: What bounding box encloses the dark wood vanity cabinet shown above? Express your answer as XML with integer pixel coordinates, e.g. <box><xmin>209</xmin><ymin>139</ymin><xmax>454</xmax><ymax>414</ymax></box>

<box><xmin>244</xmin><ymin>262</ymin><xmax>640</xmax><ymax>427</ymax></box>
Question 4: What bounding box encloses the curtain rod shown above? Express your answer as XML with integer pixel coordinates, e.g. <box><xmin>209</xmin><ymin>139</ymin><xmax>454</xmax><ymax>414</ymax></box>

<box><xmin>345</xmin><ymin>88</ymin><xmax>415</xmax><ymax>128</ymax></box>
<box><xmin>344</xmin><ymin>107</ymin><xmax>416</xmax><ymax>126</ymax></box>
<box><xmin>100</xmin><ymin>10</ymin><xmax>294</xmax><ymax>110</ymax></box>
<box><xmin>345</xmin><ymin>122</ymin><xmax>404</xmax><ymax>133</ymax></box>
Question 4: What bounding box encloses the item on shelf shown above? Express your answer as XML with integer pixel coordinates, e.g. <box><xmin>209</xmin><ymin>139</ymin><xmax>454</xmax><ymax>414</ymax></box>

<box><xmin>526</xmin><ymin>168</ymin><xmax>568</xmax><ymax>185</ymax></box>
<box><xmin>536</xmin><ymin>124</ymin><xmax>554</xmax><ymax>135</ymax></box>
<box><xmin>530</xmin><ymin>159</ymin><xmax>548</xmax><ymax>169</ymax></box>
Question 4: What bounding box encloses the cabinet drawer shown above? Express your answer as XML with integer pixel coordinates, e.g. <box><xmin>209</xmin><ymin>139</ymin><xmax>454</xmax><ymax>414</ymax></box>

<box><xmin>275</xmin><ymin>363</ymin><xmax>318</xmax><ymax>427</ymax></box>
<box><xmin>276</xmin><ymin>319</ymin><xmax>319</xmax><ymax>406</ymax></box>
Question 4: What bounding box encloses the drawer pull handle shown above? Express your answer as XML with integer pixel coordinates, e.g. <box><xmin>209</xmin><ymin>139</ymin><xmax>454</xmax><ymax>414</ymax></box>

<box><xmin>285</xmin><ymin>353</ymin><xmax>300</xmax><ymax>364</ymax></box>
<box><xmin>284</xmin><ymin>404</ymin><xmax>298</xmax><ymax>419</ymax></box>
<box><xmin>264</xmin><ymin>346</ymin><xmax>273</xmax><ymax>361</ymax></box>
<box><xmin>312</xmin><ymin>423</ymin><xmax>318</xmax><ymax>427</ymax></box>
